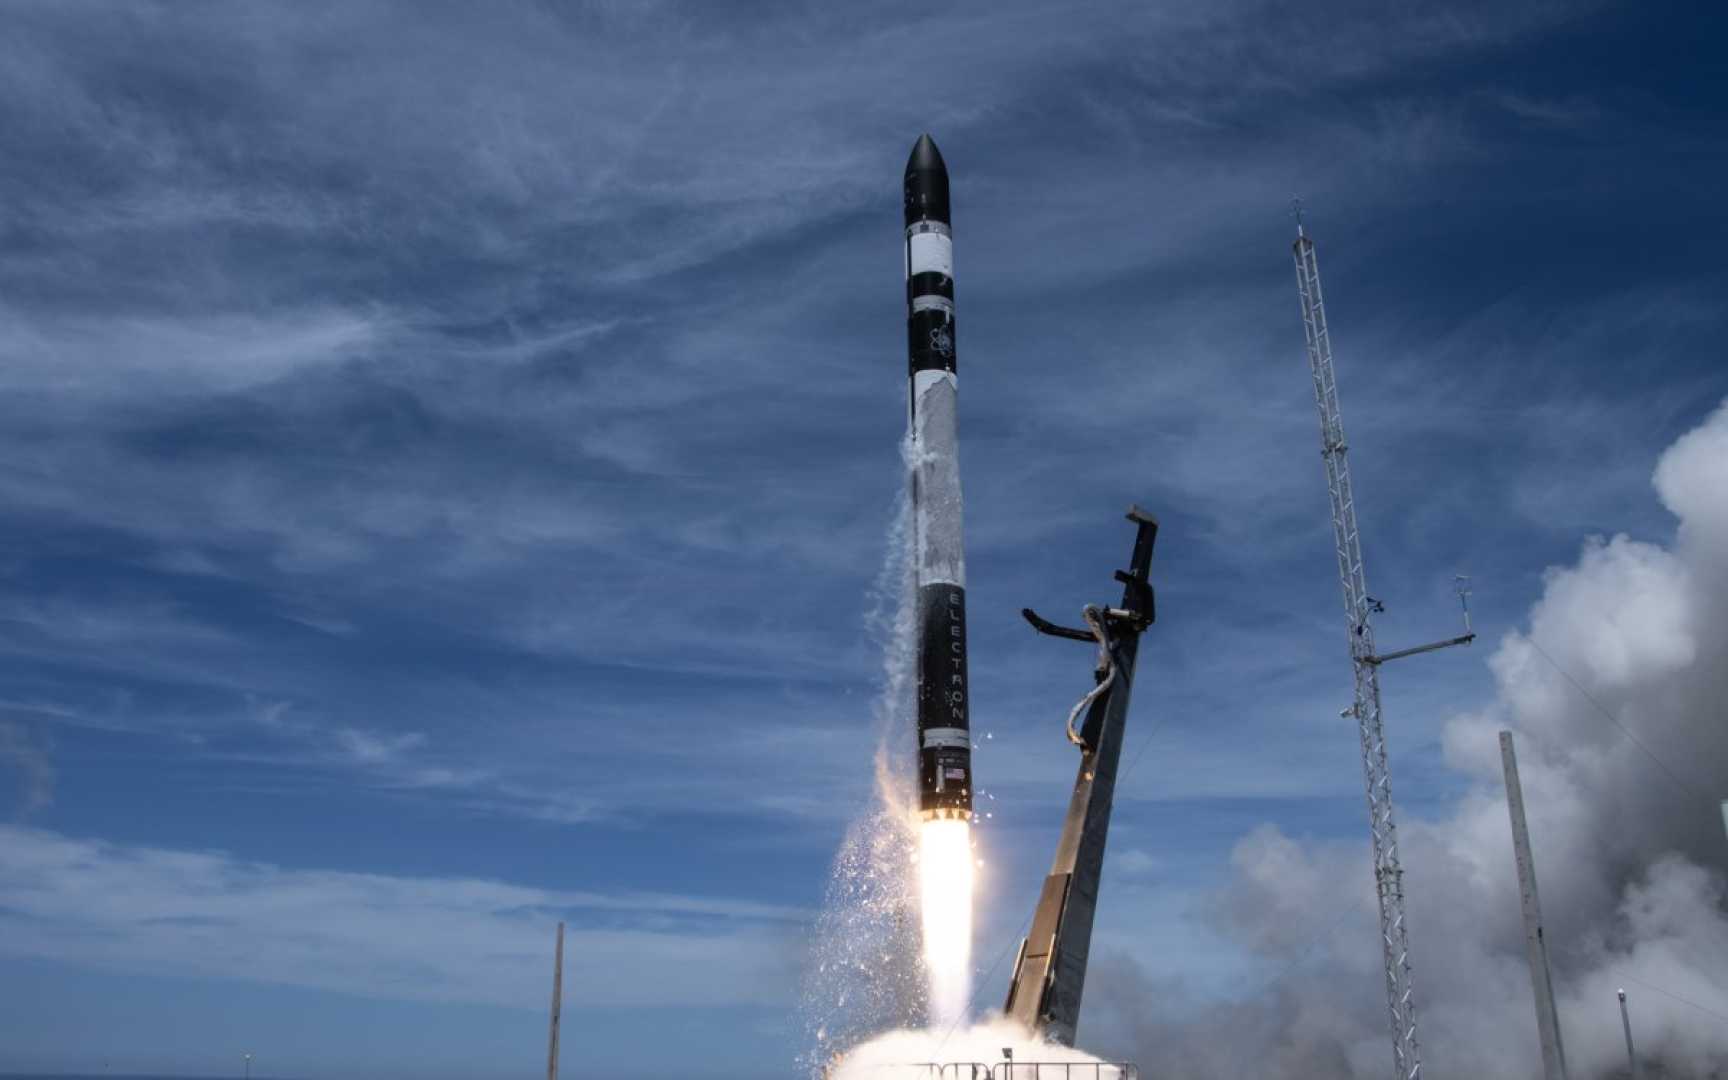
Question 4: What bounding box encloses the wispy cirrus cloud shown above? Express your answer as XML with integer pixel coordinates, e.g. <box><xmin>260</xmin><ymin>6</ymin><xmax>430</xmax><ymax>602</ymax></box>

<box><xmin>0</xmin><ymin>722</ymin><xmax>53</xmax><ymax>816</ymax></box>
<box><xmin>0</xmin><ymin>825</ymin><xmax>805</xmax><ymax>1008</ymax></box>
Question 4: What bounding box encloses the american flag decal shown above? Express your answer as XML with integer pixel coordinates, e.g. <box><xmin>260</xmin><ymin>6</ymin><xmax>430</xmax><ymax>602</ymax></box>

<box><xmin>945</xmin><ymin>768</ymin><xmax>966</xmax><ymax>780</ymax></box>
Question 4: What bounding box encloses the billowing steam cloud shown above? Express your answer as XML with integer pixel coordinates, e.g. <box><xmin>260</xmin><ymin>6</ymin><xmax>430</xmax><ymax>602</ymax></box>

<box><xmin>1096</xmin><ymin>400</ymin><xmax>1728</xmax><ymax>1078</ymax></box>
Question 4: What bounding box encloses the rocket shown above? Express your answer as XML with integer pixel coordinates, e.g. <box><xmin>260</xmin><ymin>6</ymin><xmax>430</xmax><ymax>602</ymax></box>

<box><xmin>904</xmin><ymin>134</ymin><xmax>972</xmax><ymax>823</ymax></box>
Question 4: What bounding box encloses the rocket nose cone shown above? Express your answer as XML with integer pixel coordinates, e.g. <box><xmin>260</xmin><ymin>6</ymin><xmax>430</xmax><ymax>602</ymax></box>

<box><xmin>905</xmin><ymin>133</ymin><xmax>947</xmax><ymax>178</ymax></box>
<box><xmin>903</xmin><ymin>133</ymin><xmax>951</xmax><ymax>227</ymax></box>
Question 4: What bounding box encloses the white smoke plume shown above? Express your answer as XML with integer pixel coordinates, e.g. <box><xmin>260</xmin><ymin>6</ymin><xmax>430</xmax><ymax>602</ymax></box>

<box><xmin>1095</xmin><ymin>399</ymin><xmax>1728</xmax><ymax>1079</ymax></box>
<box><xmin>802</xmin><ymin>477</ymin><xmax>928</xmax><ymax>1073</ymax></box>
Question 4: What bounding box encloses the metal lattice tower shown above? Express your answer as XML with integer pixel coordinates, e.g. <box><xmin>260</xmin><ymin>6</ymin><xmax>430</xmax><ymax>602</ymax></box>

<box><xmin>1292</xmin><ymin>213</ymin><xmax>1461</xmax><ymax>1080</ymax></box>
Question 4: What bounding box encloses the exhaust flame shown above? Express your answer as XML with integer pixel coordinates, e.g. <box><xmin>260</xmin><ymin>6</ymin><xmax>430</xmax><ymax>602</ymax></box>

<box><xmin>917</xmin><ymin>816</ymin><xmax>974</xmax><ymax>1030</ymax></box>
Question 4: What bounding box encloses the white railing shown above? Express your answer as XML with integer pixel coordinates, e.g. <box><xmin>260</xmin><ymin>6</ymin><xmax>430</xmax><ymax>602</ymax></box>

<box><xmin>887</xmin><ymin>1062</ymin><xmax>1138</xmax><ymax>1080</ymax></box>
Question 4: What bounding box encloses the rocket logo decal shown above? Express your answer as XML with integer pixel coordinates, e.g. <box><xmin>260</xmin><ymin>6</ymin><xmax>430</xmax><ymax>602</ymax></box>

<box><xmin>929</xmin><ymin>326</ymin><xmax>954</xmax><ymax>359</ymax></box>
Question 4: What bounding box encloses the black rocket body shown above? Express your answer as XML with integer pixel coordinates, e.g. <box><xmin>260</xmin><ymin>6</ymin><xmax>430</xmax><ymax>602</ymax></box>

<box><xmin>904</xmin><ymin>134</ymin><xmax>972</xmax><ymax>822</ymax></box>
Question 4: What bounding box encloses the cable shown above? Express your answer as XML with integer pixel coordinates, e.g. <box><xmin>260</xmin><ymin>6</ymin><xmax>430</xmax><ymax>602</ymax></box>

<box><xmin>1119</xmin><ymin>713</ymin><xmax>1167</xmax><ymax>784</ymax></box>
<box><xmin>1065</xmin><ymin>606</ymin><xmax>1115</xmax><ymax>749</ymax></box>
<box><xmin>1618</xmin><ymin>972</ymin><xmax>1728</xmax><ymax>1027</ymax></box>
<box><xmin>1610</xmin><ymin>974</ymin><xmax>1728</xmax><ymax>1022</ymax></box>
<box><xmin>1524</xmin><ymin>638</ymin><xmax>1715</xmax><ymax>806</ymax></box>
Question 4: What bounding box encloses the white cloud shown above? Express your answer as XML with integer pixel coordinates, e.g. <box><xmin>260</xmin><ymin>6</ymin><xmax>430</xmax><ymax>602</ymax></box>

<box><xmin>1112</xmin><ymin>849</ymin><xmax>1164</xmax><ymax>878</ymax></box>
<box><xmin>0</xmin><ymin>825</ymin><xmax>806</xmax><ymax>1009</ymax></box>
<box><xmin>334</xmin><ymin>727</ymin><xmax>428</xmax><ymax>765</ymax></box>
<box><xmin>0</xmin><ymin>306</ymin><xmax>384</xmax><ymax>397</ymax></box>
<box><xmin>0</xmin><ymin>721</ymin><xmax>54</xmax><ymax>815</ymax></box>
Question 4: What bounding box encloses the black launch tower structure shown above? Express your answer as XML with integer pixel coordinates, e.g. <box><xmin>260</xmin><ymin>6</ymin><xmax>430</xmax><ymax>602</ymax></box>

<box><xmin>1003</xmin><ymin>508</ymin><xmax>1158</xmax><ymax>1047</ymax></box>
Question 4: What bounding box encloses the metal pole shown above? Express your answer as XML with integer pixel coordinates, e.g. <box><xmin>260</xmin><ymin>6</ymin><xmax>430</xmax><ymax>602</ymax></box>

<box><xmin>1500</xmin><ymin>732</ymin><xmax>1568</xmax><ymax>1080</ymax></box>
<box><xmin>243</xmin><ymin>1053</ymin><xmax>251</xmax><ymax>1080</ymax></box>
<box><xmin>547</xmin><ymin>921</ymin><xmax>564</xmax><ymax>1080</ymax></box>
<box><xmin>1617</xmin><ymin>989</ymin><xmax>1640</xmax><ymax>1080</ymax></box>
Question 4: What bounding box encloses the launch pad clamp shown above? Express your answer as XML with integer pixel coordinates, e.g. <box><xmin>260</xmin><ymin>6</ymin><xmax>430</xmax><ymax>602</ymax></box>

<box><xmin>1021</xmin><ymin>507</ymin><xmax>1157</xmax><ymax>644</ymax></box>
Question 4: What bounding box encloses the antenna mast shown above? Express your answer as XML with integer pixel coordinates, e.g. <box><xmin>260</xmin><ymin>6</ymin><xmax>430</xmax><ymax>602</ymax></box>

<box><xmin>547</xmin><ymin>921</ymin><xmax>564</xmax><ymax>1080</ymax></box>
<box><xmin>1291</xmin><ymin>208</ymin><xmax>1473</xmax><ymax>1080</ymax></box>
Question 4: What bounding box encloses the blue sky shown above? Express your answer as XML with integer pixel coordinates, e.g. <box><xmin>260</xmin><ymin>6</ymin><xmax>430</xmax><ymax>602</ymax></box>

<box><xmin>0</xmin><ymin>1</ymin><xmax>1723</xmax><ymax>1077</ymax></box>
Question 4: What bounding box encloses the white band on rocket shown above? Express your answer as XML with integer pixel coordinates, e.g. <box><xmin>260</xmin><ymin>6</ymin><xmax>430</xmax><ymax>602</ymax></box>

<box><xmin>922</xmin><ymin>726</ymin><xmax>971</xmax><ymax>750</ymax></box>
<box><xmin>907</xmin><ymin>231</ymin><xmax>954</xmax><ymax>279</ymax></box>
